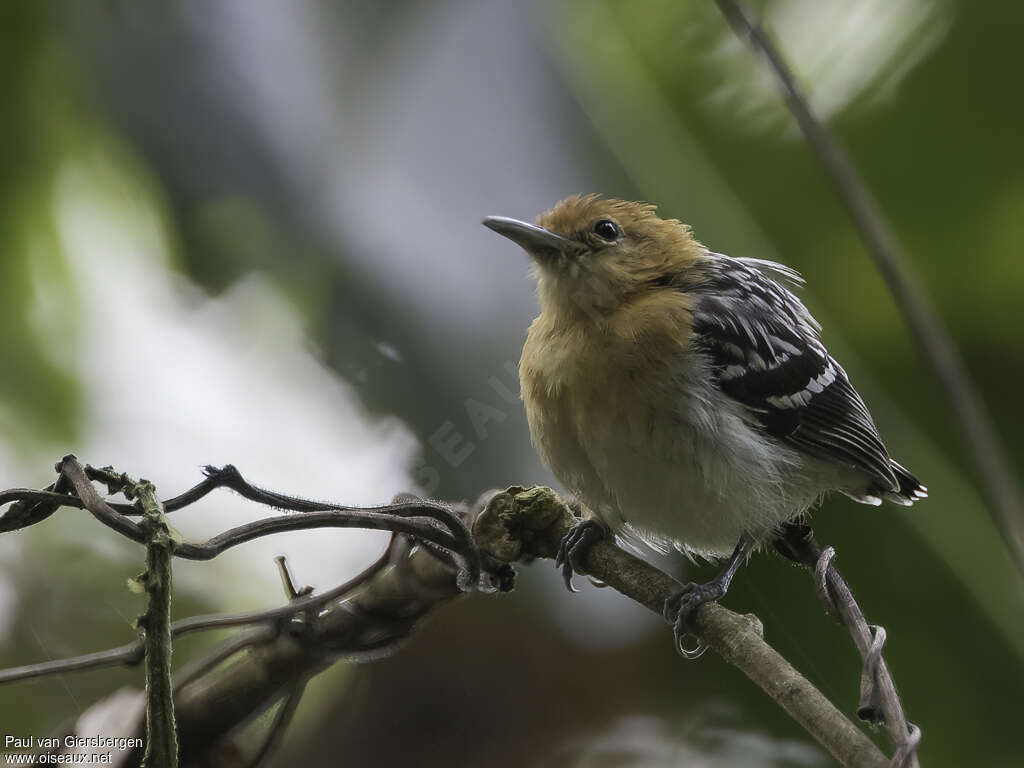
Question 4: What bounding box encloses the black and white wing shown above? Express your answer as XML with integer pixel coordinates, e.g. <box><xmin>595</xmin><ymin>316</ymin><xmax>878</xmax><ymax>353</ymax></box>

<box><xmin>690</xmin><ymin>255</ymin><xmax>925</xmax><ymax>505</ymax></box>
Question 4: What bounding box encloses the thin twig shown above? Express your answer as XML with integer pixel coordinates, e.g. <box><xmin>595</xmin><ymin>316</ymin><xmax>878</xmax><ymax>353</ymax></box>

<box><xmin>171</xmin><ymin>628</ymin><xmax>276</xmax><ymax>693</ymax></box>
<box><xmin>0</xmin><ymin>467</ymin><xmax>500</xmax><ymax>767</ymax></box>
<box><xmin>779</xmin><ymin>523</ymin><xmax>920</xmax><ymax>768</ymax></box>
<box><xmin>233</xmin><ymin>559</ymin><xmax>315</xmax><ymax>768</ymax></box>
<box><xmin>712</xmin><ymin>0</ymin><xmax>1024</xmax><ymax>579</ymax></box>
<box><xmin>816</xmin><ymin>548</ymin><xmax>921</xmax><ymax>768</ymax></box>
<box><xmin>242</xmin><ymin>677</ymin><xmax>308</xmax><ymax>768</ymax></box>
<box><xmin>0</xmin><ymin>471</ymin><xmax>74</xmax><ymax>533</ymax></box>
<box><xmin>0</xmin><ymin>641</ymin><xmax>146</xmax><ymax>683</ymax></box>
<box><xmin>0</xmin><ymin>541</ymin><xmax>397</xmax><ymax>686</ymax></box>
<box><xmin>165</xmin><ymin>502</ymin><xmax>485</xmax><ymax>766</ymax></box>
<box><xmin>130</xmin><ymin>477</ymin><xmax>179</xmax><ymax>768</ymax></box>
<box><xmin>0</xmin><ymin>468</ymin><xmax>233</xmax><ymax>532</ymax></box>
<box><xmin>50</xmin><ymin>457</ymin><xmax>479</xmax><ymax>585</ymax></box>
<box><xmin>1</xmin><ymin>460</ymin><xmax>478</xmax><ymax>586</ymax></box>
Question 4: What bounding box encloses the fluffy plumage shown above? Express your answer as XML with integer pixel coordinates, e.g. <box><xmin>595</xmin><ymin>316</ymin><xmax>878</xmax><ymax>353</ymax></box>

<box><xmin>486</xmin><ymin>195</ymin><xmax>925</xmax><ymax>559</ymax></box>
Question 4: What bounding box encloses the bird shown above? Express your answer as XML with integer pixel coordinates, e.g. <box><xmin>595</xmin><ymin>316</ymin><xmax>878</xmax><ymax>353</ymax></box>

<box><xmin>483</xmin><ymin>194</ymin><xmax>926</xmax><ymax>655</ymax></box>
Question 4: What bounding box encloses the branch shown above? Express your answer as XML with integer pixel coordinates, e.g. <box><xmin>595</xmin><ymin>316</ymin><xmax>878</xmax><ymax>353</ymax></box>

<box><xmin>1</xmin><ymin>489</ymin><xmax>499</xmax><ymax>766</ymax></box>
<box><xmin>0</xmin><ymin>457</ymin><xmax>480</xmax><ymax>587</ymax></box>
<box><xmin>0</xmin><ymin>641</ymin><xmax>144</xmax><ymax>684</ymax></box>
<box><xmin>712</xmin><ymin>0</ymin><xmax>1024</xmax><ymax>579</ymax></box>
<box><xmin>777</xmin><ymin>525</ymin><xmax>920</xmax><ymax>767</ymax></box>
<box><xmin>2</xmin><ymin>465</ymin><xmax>907</xmax><ymax>768</ymax></box>
<box><xmin>0</xmin><ymin>533</ymin><xmax>398</xmax><ymax>685</ymax></box>
<box><xmin>0</xmin><ymin>465</ymin><xmax>232</xmax><ymax>532</ymax></box>
<box><xmin>130</xmin><ymin>477</ymin><xmax>178</xmax><ymax>768</ymax></box>
<box><xmin>242</xmin><ymin>677</ymin><xmax>307</xmax><ymax>768</ymax></box>
<box><xmin>473</xmin><ymin>487</ymin><xmax>891</xmax><ymax>768</ymax></box>
<box><xmin>160</xmin><ymin>501</ymin><xmax>493</xmax><ymax>766</ymax></box>
<box><xmin>0</xmin><ymin>471</ymin><xmax>74</xmax><ymax>532</ymax></box>
<box><xmin>818</xmin><ymin>549</ymin><xmax>920</xmax><ymax>767</ymax></box>
<box><xmin>0</xmin><ymin>458</ymin><xmax>491</xmax><ymax>688</ymax></box>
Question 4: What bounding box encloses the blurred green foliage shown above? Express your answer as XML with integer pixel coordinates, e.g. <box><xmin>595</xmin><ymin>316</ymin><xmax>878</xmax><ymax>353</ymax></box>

<box><xmin>0</xmin><ymin>3</ymin><xmax>79</xmax><ymax>451</ymax></box>
<box><xmin>1</xmin><ymin>2</ymin><xmax>1023</xmax><ymax>766</ymax></box>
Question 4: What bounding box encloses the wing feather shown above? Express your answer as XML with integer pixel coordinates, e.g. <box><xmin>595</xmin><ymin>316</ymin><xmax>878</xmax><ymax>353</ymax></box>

<box><xmin>690</xmin><ymin>256</ymin><xmax>899</xmax><ymax>492</ymax></box>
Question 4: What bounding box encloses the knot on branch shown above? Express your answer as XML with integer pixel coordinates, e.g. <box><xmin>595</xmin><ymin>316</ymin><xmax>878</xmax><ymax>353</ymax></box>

<box><xmin>86</xmin><ymin>464</ymin><xmax>133</xmax><ymax>498</ymax></box>
<box><xmin>472</xmin><ymin>485</ymin><xmax>573</xmax><ymax>563</ymax></box>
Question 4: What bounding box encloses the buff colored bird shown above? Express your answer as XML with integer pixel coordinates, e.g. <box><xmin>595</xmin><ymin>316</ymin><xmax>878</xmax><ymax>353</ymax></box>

<box><xmin>484</xmin><ymin>195</ymin><xmax>924</xmax><ymax>653</ymax></box>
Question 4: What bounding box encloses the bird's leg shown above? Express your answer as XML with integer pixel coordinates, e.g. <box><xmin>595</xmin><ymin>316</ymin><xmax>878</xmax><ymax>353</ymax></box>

<box><xmin>664</xmin><ymin>535</ymin><xmax>753</xmax><ymax>658</ymax></box>
<box><xmin>554</xmin><ymin>517</ymin><xmax>608</xmax><ymax>592</ymax></box>
<box><xmin>771</xmin><ymin>521</ymin><xmax>821</xmax><ymax>567</ymax></box>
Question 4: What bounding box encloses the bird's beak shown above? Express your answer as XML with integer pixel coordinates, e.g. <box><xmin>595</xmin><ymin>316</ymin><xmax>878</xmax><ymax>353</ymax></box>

<box><xmin>482</xmin><ymin>216</ymin><xmax>576</xmax><ymax>261</ymax></box>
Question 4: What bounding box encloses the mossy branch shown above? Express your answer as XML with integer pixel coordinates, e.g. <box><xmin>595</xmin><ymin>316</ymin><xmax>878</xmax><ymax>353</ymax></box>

<box><xmin>112</xmin><ymin>471</ymin><xmax>180</xmax><ymax>768</ymax></box>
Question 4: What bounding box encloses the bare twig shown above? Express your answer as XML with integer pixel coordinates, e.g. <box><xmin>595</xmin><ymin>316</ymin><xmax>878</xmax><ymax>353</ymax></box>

<box><xmin>163</xmin><ymin>497</ymin><xmax>489</xmax><ymax>766</ymax></box>
<box><xmin>817</xmin><ymin>549</ymin><xmax>921</xmax><ymax>768</ymax></box>
<box><xmin>30</xmin><ymin>457</ymin><xmax>479</xmax><ymax>585</ymax></box>
<box><xmin>0</xmin><ymin>538</ymin><xmax>397</xmax><ymax>686</ymax></box>
<box><xmin>1</xmin><ymin>486</ymin><xmax>494</xmax><ymax>766</ymax></box>
<box><xmin>242</xmin><ymin>677</ymin><xmax>308</xmax><ymax>768</ymax></box>
<box><xmin>0</xmin><ymin>471</ymin><xmax>74</xmax><ymax>532</ymax></box>
<box><xmin>474</xmin><ymin>486</ymin><xmax>891</xmax><ymax>768</ymax></box>
<box><xmin>778</xmin><ymin>524</ymin><xmax>919</xmax><ymax>768</ymax></box>
<box><xmin>170</xmin><ymin>628</ymin><xmax>276</xmax><ymax>693</ymax></box>
<box><xmin>712</xmin><ymin>0</ymin><xmax>1024</xmax><ymax>579</ymax></box>
<box><xmin>0</xmin><ymin>466</ymin><xmax>232</xmax><ymax>532</ymax></box>
<box><xmin>130</xmin><ymin>477</ymin><xmax>179</xmax><ymax>768</ymax></box>
<box><xmin>234</xmin><ymin>557</ymin><xmax>314</xmax><ymax>768</ymax></box>
<box><xmin>0</xmin><ymin>640</ymin><xmax>145</xmax><ymax>684</ymax></box>
<box><xmin>0</xmin><ymin>456</ymin><xmax>491</xmax><ymax>688</ymax></box>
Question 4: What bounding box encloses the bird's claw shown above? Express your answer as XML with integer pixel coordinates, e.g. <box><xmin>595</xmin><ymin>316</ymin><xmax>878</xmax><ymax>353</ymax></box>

<box><xmin>554</xmin><ymin>519</ymin><xmax>606</xmax><ymax>592</ymax></box>
<box><xmin>663</xmin><ymin>581</ymin><xmax>726</xmax><ymax>659</ymax></box>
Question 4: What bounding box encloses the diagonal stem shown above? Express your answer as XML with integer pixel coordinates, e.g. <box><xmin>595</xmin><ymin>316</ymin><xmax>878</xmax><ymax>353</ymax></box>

<box><xmin>712</xmin><ymin>0</ymin><xmax>1024</xmax><ymax>581</ymax></box>
<box><xmin>777</xmin><ymin>523</ymin><xmax>919</xmax><ymax>768</ymax></box>
<box><xmin>816</xmin><ymin>548</ymin><xmax>921</xmax><ymax>768</ymax></box>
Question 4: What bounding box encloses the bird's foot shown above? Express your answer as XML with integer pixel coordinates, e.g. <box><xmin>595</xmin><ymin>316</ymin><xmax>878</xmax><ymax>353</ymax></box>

<box><xmin>771</xmin><ymin>521</ymin><xmax>820</xmax><ymax>567</ymax></box>
<box><xmin>554</xmin><ymin>518</ymin><xmax>606</xmax><ymax>592</ymax></box>
<box><xmin>664</xmin><ymin>536</ymin><xmax>752</xmax><ymax>659</ymax></box>
<box><xmin>663</xmin><ymin>580</ymin><xmax>728</xmax><ymax>660</ymax></box>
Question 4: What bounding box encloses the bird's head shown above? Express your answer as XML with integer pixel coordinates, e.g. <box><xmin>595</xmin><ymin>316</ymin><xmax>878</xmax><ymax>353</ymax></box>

<box><xmin>484</xmin><ymin>194</ymin><xmax>703</xmax><ymax>320</ymax></box>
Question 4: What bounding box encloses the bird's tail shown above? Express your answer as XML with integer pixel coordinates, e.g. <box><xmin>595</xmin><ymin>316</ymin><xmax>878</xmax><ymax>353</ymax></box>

<box><xmin>882</xmin><ymin>460</ymin><xmax>928</xmax><ymax>506</ymax></box>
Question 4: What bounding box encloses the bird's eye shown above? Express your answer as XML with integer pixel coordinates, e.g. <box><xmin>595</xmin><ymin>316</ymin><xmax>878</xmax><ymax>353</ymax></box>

<box><xmin>593</xmin><ymin>219</ymin><xmax>621</xmax><ymax>241</ymax></box>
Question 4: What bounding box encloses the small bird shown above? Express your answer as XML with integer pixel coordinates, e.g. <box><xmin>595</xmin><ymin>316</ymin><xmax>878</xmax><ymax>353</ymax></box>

<box><xmin>483</xmin><ymin>195</ymin><xmax>925</xmax><ymax>653</ymax></box>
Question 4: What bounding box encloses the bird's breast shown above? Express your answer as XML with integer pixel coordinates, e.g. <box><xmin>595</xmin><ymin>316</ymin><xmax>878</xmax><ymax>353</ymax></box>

<box><xmin>518</xmin><ymin>308</ymin><xmax>811</xmax><ymax>557</ymax></box>
<box><xmin>520</xmin><ymin>313</ymin><xmax>701</xmax><ymax>528</ymax></box>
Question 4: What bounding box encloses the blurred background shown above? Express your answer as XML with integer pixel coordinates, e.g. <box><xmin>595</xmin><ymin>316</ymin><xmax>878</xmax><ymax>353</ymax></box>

<box><xmin>1</xmin><ymin>0</ymin><xmax>1022</xmax><ymax>765</ymax></box>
